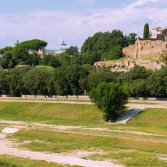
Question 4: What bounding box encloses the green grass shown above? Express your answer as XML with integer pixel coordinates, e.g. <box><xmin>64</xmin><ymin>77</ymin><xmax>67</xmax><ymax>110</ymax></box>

<box><xmin>0</xmin><ymin>102</ymin><xmax>167</xmax><ymax>134</ymax></box>
<box><xmin>126</xmin><ymin>108</ymin><xmax>167</xmax><ymax>134</ymax></box>
<box><xmin>88</xmin><ymin>150</ymin><xmax>167</xmax><ymax>167</ymax></box>
<box><xmin>1</xmin><ymin>102</ymin><xmax>167</xmax><ymax>166</ymax></box>
<box><xmin>0</xmin><ymin>155</ymin><xmax>77</xmax><ymax>167</ymax></box>
<box><xmin>101</xmin><ymin>108</ymin><xmax>167</xmax><ymax>135</ymax></box>
<box><xmin>10</xmin><ymin>129</ymin><xmax>167</xmax><ymax>167</ymax></box>
<box><xmin>11</xmin><ymin>129</ymin><xmax>167</xmax><ymax>154</ymax></box>
<box><xmin>0</xmin><ymin>102</ymin><xmax>103</xmax><ymax>126</ymax></box>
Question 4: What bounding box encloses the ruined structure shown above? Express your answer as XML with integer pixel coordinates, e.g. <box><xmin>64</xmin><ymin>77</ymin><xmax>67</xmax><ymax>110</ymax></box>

<box><xmin>123</xmin><ymin>27</ymin><xmax>167</xmax><ymax>59</ymax></box>
<box><xmin>94</xmin><ymin>60</ymin><xmax>163</xmax><ymax>71</ymax></box>
<box><xmin>94</xmin><ymin>27</ymin><xmax>167</xmax><ymax>71</ymax></box>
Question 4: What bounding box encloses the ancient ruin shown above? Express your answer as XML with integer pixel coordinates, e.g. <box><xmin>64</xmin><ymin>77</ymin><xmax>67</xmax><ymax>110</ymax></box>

<box><xmin>94</xmin><ymin>27</ymin><xmax>167</xmax><ymax>71</ymax></box>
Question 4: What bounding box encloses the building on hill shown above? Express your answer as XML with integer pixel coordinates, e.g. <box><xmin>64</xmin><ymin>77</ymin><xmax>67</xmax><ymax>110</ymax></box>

<box><xmin>55</xmin><ymin>41</ymin><xmax>69</xmax><ymax>54</ymax></box>
<box><xmin>123</xmin><ymin>27</ymin><xmax>167</xmax><ymax>59</ymax></box>
<box><xmin>152</xmin><ymin>27</ymin><xmax>167</xmax><ymax>40</ymax></box>
<box><xmin>94</xmin><ymin>27</ymin><xmax>167</xmax><ymax>71</ymax></box>
<box><xmin>45</xmin><ymin>41</ymin><xmax>70</xmax><ymax>55</ymax></box>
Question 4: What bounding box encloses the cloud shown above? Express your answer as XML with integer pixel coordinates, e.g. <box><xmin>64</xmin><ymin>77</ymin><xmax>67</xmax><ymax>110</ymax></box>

<box><xmin>0</xmin><ymin>0</ymin><xmax>166</xmax><ymax>49</ymax></box>
<box><xmin>128</xmin><ymin>0</ymin><xmax>159</xmax><ymax>8</ymax></box>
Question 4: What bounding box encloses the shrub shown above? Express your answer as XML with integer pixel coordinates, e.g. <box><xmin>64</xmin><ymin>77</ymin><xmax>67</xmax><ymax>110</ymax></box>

<box><xmin>90</xmin><ymin>82</ymin><xmax>129</xmax><ymax>122</ymax></box>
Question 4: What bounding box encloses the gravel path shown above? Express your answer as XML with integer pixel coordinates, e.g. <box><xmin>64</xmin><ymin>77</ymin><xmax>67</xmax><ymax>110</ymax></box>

<box><xmin>0</xmin><ymin>136</ymin><xmax>123</xmax><ymax>167</ymax></box>
<box><xmin>0</xmin><ymin>99</ymin><xmax>93</xmax><ymax>105</ymax></box>
<box><xmin>0</xmin><ymin>120</ymin><xmax>163</xmax><ymax>137</ymax></box>
<box><xmin>127</xmin><ymin>104</ymin><xmax>167</xmax><ymax>109</ymax></box>
<box><xmin>0</xmin><ymin>99</ymin><xmax>166</xmax><ymax>108</ymax></box>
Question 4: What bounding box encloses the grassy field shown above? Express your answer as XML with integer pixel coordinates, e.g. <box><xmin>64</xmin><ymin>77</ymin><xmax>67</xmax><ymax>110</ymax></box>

<box><xmin>0</xmin><ymin>102</ymin><xmax>167</xmax><ymax>133</ymax></box>
<box><xmin>125</xmin><ymin>108</ymin><xmax>167</xmax><ymax>134</ymax></box>
<box><xmin>11</xmin><ymin>129</ymin><xmax>167</xmax><ymax>154</ymax></box>
<box><xmin>10</xmin><ymin>128</ymin><xmax>167</xmax><ymax>167</ymax></box>
<box><xmin>1</xmin><ymin>102</ymin><xmax>167</xmax><ymax>166</ymax></box>
<box><xmin>0</xmin><ymin>102</ymin><xmax>103</xmax><ymax>126</ymax></box>
<box><xmin>0</xmin><ymin>155</ymin><xmax>77</xmax><ymax>167</ymax></box>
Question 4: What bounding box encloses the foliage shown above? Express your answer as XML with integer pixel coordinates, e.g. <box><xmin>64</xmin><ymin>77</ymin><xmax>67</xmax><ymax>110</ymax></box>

<box><xmin>15</xmin><ymin>39</ymin><xmax>47</xmax><ymax>56</ymax></box>
<box><xmin>65</xmin><ymin>46</ymin><xmax>78</xmax><ymax>56</ymax></box>
<box><xmin>40</xmin><ymin>55</ymin><xmax>61</xmax><ymax>68</ymax></box>
<box><xmin>147</xmin><ymin>66</ymin><xmax>167</xmax><ymax>97</ymax></box>
<box><xmin>118</xmin><ymin>65</ymin><xmax>152</xmax><ymax>83</ymax></box>
<box><xmin>81</xmin><ymin>30</ymin><xmax>128</xmax><ymax>64</ymax></box>
<box><xmin>90</xmin><ymin>82</ymin><xmax>129</xmax><ymax>121</ymax></box>
<box><xmin>143</xmin><ymin>23</ymin><xmax>150</xmax><ymax>39</ymax></box>
<box><xmin>0</xmin><ymin>51</ymin><xmax>15</xmax><ymax>69</ymax></box>
<box><xmin>126</xmin><ymin>33</ymin><xmax>137</xmax><ymax>45</ymax></box>
<box><xmin>160</xmin><ymin>54</ymin><xmax>167</xmax><ymax>64</ymax></box>
<box><xmin>101</xmin><ymin>45</ymin><xmax>123</xmax><ymax>60</ymax></box>
<box><xmin>0</xmin><ymin>46</ymin><xmax>13</xmax><ymax>54</ymax></box>
<box><xmin>130</xmin><ymin>79</ymin><xmax>150</xmax><ymax>99</ymax></box>
<box><xmin>22</xmin><ymin>66</ymin><xmax>54</xmax><ymax>97</ymax></box>
<box><xmin>0</xmin><ymin>39</ymin><xmax>47</xmax><ymax>68</ymax></box>
<box><xmin>88</xmin><ymin>70</ymin><xmax>119</xmax><ymax>91</ymax></box>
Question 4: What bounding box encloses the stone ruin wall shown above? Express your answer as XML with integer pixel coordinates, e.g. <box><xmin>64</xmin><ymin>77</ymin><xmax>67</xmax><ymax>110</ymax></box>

<box><xmin>123</xmin><ymin>39</ymin><xmax>167</xmax><ymax>59</ymax></box>
<box><xmin>94</xmin><ymin>60</ymin><xmax>163</xmax><ymax>71</ymax></box>
<box><xmin>94</xmin><ymin>38</ymin><xmax>166</xmax><ymax>71</ymax></box>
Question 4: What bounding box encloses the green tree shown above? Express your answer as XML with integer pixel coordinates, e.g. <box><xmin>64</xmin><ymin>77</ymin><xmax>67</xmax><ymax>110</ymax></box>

<box><xmin>0</xmin><ymin>46</ymin><xmax>13</xmax><ymax>55</ymax></box>
<box><xmin>66</xmin><ymin>46</ymin><xmax>78</xmax><ymax>56</ymax></box>
<box><xmin>147</xmin><ymin>67</ymin><xmax>167</xmax><ymax>97</ymax></box>
<box><xmin>0</xmin><ymin>72</ymin><xmax>10</xmax><ymax>95</ymax></box>
<box><xmin>130</xmin><ymin>79</ymin><xmax>150</xmax><ymax>100</ymax></box>
<box><xmin>143</xmin><ymin>23</ymin><xmax>150</xmax><ymax>39</ymax></box>
<box><xmin>23</xmin><ymin>66</ymin><xmax>54</xmax><ymax>97</ymax></box>
<box><xmin>101</xmin><ymin>45</ymin><xmax>123</xmax><ymax>60</ymax></box>
<box><xmin>81</xmin><ymin>30</ymin><xmax>128</xmax><ymax>64</ymax></box>
<box><xmin>15</xmin><ymin>39</ymin><xmax>47</xmax><ymax>56</ymax></box>
<box><xmin>12</xmin><ymin>47</ymin><xmax>31</xmax><ymax>65</ymax></box>
<box><xmin>0</xmin><ymin>51</ymin><xmax>15</xmax><ymax>69</ymax></box>
<box><xmin>118</xmin><ymin>65</ymin><xmax>152</xmax><ymax>83</ymax></box>
<box><xmin>126</xmin><ymin>33</ymin><xmax>137</xmax><ymax>45</ymax></box>
<box><xmin>55</xmin><ymin>67</ymin><xmax>71</xmax><ymax>97</ymax></box>
<box><xmin>40</xmin><ymin>55</ymin><xmax>61</xmax><ymax>68</ymax></box>
<box><xmin>88</xmin><ymin>70</ymin><xmax>119</xmax><ymax>91</ymax></box>
<box><xmin>14</xmin><ymin>39</ymin><xmax>47</xmax><ymax>66</ymax></box>
<box><xmin>5</xmin><ymin>67</ymin><xmax>29</xmax><ymax>97</ymax></box>
<box><xmin>67</xmin><ymin>65</ymin><xmax>90</xmax><ymax>97</ymax></box>
<box><xmin>90</xmin><ymin>82</ymin><xmax>129</xmax><ymax>122</ymax></box>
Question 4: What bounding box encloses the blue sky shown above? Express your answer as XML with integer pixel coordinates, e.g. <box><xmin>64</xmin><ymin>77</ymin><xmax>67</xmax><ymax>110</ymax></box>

<box><xmin>0</xmin><ymin>0</ymin><xmax>166</xmax><ymax>49</ymax></box>
<box><xmin>0</xmin><ymin>0</ymin><xmax>131</xmax><ymax>13</ymax></box>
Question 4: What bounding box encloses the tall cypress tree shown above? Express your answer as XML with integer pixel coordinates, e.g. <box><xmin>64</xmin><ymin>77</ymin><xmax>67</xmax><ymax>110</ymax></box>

<box><xmin>143</xmin><ymin>23</ymin><xmax>149</xmax><ymax>39</ymax></box>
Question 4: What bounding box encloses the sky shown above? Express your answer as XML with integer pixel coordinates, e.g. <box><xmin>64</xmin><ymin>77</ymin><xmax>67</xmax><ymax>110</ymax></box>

<box><xmin>0</xmin><ymin>0</ymin><xmax>167</xmax><ymax>49</ymax></box>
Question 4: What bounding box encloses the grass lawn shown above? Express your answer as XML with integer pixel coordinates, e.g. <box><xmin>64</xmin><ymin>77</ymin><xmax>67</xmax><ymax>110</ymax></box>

<box><xmin>0</xmin><ymin>102</ymin><xmax>167</xmax><ymax>134</ymax></box>
<box><xmin>11</xmin><ymin>129</ymin><xmax>167</xmax><ymax>154</ymax></box>
<box><xmin>0</xmin><ymin>102</ymin><xmax>103</xmax><ymax>126</ymax></box>
<box><xmin>0</xmin><ymin>155</ymin><xmax>77</xmax><ymax>167</ymax></box>
<box><xmin>10</xmin><ymin>129</ymin><xmax>167</xmax><ymax>167</ymax></box>
<box><xmin>88</xmin><ymin>150</ymin><xmax>167</xmax><ymax>167</ymax></box>
<box><xmin>1</xmin><ymin>102</ymin><xmax>167</xmax><ymax>166</ymax></box>
<box><xmin>102</xmin><ymin>108</ymin><xmax>167</xmax><ymax>135</ymax></box>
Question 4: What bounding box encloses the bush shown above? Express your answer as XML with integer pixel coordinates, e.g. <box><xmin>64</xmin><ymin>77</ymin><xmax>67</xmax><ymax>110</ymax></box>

<box><xmin>90</xmin><ymin>82</ymin><xmax>129</xmax><ymax>122</ymax></box>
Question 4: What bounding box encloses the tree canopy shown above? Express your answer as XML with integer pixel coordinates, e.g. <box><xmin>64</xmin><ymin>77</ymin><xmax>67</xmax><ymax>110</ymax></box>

<box><xmin>90</xmin><ymin>82</ymin><xmax>129</xmax><ymax>121</ymax></box>
<box><xmin>143</xmin><ymin>23</ymin><xmax>150</xmax><ymax>39</ymax></box>
<box><xmin>81</xmin><ymin>30</ymin><xmax>128</xmax><ymax>63</ymax></box>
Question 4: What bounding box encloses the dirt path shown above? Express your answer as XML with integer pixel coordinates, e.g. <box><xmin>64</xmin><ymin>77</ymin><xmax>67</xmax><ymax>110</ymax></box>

<box><xmin>0</xmin><ymin>99</ymin><xmax>93</xmax><ymax>105</ymax></box>
<box><xmin>127</xmin><ymin>103</ymin><xmax>167</xmax><ymax>109</ymax></box>
<box><xmin>0</xmin><ymin>135</ymin><xmax>123</xmax><ymax>167</ymax></box>
<box><xmin>1</xmin><ymin>119</ymin><xmax>167</xmax><ymax>166</ymax></box>
<box><xmin>0</xmin><ymin>120</ymin><xmax>163</xmax><ymax>137</ymax></box>
<box><xmin>0</xmin><ymin>99</ymin><xmax>166</xmax><ymax>108</ymax></box>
